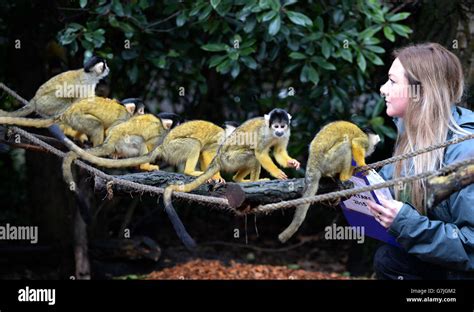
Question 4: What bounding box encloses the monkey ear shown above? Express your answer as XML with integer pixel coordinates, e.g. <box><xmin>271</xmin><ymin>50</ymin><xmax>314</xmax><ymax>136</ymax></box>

<box><xmin>124</xmin><ymin>103</ymin><xmax>136</xmax><ymax>115</ymax></box>
<box><xmin>287</xmin><ymin>113</ymin><xmax>292</xmax><ymax>121</ymax></box>
<box><xmin>93</xmin><ymin>62</ymin><xmax>105</xmax><ymax>74</ymax></box>
<box><xmin>161</xmin><ymin>119</ymin><xmax>173</xmax><ymax>130</ymax></box>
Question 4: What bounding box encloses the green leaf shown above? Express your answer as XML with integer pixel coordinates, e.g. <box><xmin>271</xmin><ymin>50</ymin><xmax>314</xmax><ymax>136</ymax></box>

<box><xmin>68</xmin><ymin>23</ymin><xmax>83</xmax><ymax>31</ymax></box>
<box><xmin>112</xmin><ymin>0</ymin><xmax>124</xmax><ymax>16</ymax></box>
<box><xmin>340</xmin><ymin>48</ymin><xmax>352</xmax><ymax>63</ymax></box>
<box><xmin>262</xmin><ymin>10</ymin><xmax>277</xmax><ymax>22</ymax></box>
<box><xmin>387</xmin><ymin>12</ymin><xmax>410</xmax><ymax>22</ymax></box>
<box><xmin>379</xmin><ymin>125</ymin><xmax>397</xmax><ymax>140</ymax></box>
<box><xmin>269</xmin><ymin>0</ymin><xmax>281</xmax><ymax>11</ymax></box>
<box><xmin>306</xmin><ymin>65</ymin><xmax>319</xmax><ymax>85</ymax></box>
<box><xmin>176</xmin><ymin>12</ymin><xmax>187</xmax><ymax>27</ymax></box>
<box><xmin>201</xmin><ymin>43</ymin><xmax>228</xmax><ymax>52</ymax></box>
<box><xmin>211</xmin><ymin>0</ymin><xmax>221</xmax><ymax>9</ymax></box>
<box><xmin>300</xmin><ymin>64</ymin><xmax>310</xmax><ymax>83</ymax></box>
<box><xmin>321</xmin><ymin>39</ymin><xmax>331</xmax><ymax>59</ymax></box>
<box><xmin>259</xmin><ymin>0</ymin><xmax>270</xmax><ymax>9</ymax></box>
<box><xmin>357</xmin><ymin>52</ymin><xmax>366</xmax><ymax>72</ymax></box>
<box><xmin>244</xmin><ymin>17</ymin><xmax>257</xmax><ymax>33</ymax></box>
<box><xmin>80</xmin><ymin>0</ymin><xmax>87</xmax><ymax>8</ymax></box>
<box><xmin>313</xmin><ymin>56</ymin><xmax>336</xmax><ymax>70</ymax></box>
<box><xmin>364</xmin><ymin>45</ymin><xmax>385</xmax><ymax>54</ymax></box>
<box><xmin>383</xmin><ymin>26</ymin><xmax>395</xmax><ymax>42</ymax></box>
<box><xmin>268</xmin><ymin>15</ymin><xmax>281</xmax><ymax>35</ymax></box>
<box><xmin>209</xmin><ymin>54</ymin><xmax>228</xmax><ymax>68</ymax></box>
<box><xmin>391</xmin><ymin>23</ymin><xmax>412</xmax><ymax>38</ymax></box>
<box><xmin>240</xmin><ymin>38</ymin><xmax>257</xmax><ymax>49</ymax></box>
<box><xmin>286</xmin><ymin>11</ymin><xmax>313</xmax><ymax>27</ymax></box>
<box><xmin>216</xmin><ymin>59</ymin><xmax>232</xmax><ymax>74</ymax></box>
<box><xmin>363</xmin><ymin>51</ymin><xmax>384</xmax><ymax>65</ymax></box>
<box><xmin>371</xmin><ymin>116</ymin><xmax>384</xmax><ymax>127</ymax></box>
<box><xmin>372</xmin><ymin>97</ymin><xmax>385</xmax><ymax>118</ymax></box>
<box><xmin>229</xmin><ymin>51</ymin><xmax>239</xmax><ymax>61</ymax></box>
<box><xmin>231</xmin><ymin>62</ymin><xmax>240</xmax><ymax>78</ymax></box>
<box><xmin>239</xmin><ymin>47</ymin><xmax>255</xmax><ymax>56</ymax></box>
<box><xmin>198</xmin><ymin>5</ymin><xmax>213</xmax><ymax>21</ymax></box>
<box><xmin>150</xmin><ymin>56</ymin><xmax>166</xmax><ymax>69</ymax></box>
<box><xmin>241</xmin><ymin>56</ymin><xmax>257</xmax><ymax>69</ymax></box>
<box><xmin>289</xmin><ymin>52</ymin><xmax>306</xmax><ymax>60</ymax></box>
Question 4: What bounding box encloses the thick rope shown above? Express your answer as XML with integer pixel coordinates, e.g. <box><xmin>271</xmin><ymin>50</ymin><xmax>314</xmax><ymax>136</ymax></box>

<box><xmin>355</xmin><ymin>133</ymin><xmax>474</xmax><ymax>172</ymax></box>
<box><xmin>0</xmin><ymin>82</ymin><xmax>30</xmax><ymax>106</ymax></box>
<box><xmin>253</xmin><ymin>156</ymin><xmax>474</xmax><ymax>214</ymax></box>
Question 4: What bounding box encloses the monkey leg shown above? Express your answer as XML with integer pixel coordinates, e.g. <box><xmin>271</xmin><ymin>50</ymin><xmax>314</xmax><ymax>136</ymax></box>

<box><xmin>137</xmin><ymin>142</ymin><xmax>159</xmax><ymax>171</ymax></box>
<box><xmin>167</xmin><ymin>138</ymin><xmax>203</xmax><ymax>176</ymax></box>
<box><xmin>200</xmin><ymin>150</ymin><xmax>223</xmax><ymax>182</ymax></box>
<box><xmin>233</xmin><ymin>168</ymin><xmax>251</xmax><ymax>182</ymax></box>
<box><xmin>66</xmin><ymin>114</ymin><xmax>105</xmax><ymax>147</ymax></box>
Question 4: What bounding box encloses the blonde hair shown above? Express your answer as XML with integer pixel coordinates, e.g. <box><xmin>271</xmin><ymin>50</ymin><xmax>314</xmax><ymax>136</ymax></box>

<box><xmin>392</xmin><ymin>42</ymin><xmax>469</xmax><ymax>214</ymax></box>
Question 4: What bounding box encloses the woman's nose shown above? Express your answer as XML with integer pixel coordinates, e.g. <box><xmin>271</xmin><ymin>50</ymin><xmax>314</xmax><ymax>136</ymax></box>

<box><xmin>380</xmin><ymin>82</ymin><xmax>388</xmax><ymax>98</ymax></box>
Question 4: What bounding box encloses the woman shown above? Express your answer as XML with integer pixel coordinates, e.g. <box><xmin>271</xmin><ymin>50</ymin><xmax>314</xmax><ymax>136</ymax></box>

<box><xmin>366</xmin><ymin>42</ymin><xmax>474</xmax><ymax>280</ymax></box>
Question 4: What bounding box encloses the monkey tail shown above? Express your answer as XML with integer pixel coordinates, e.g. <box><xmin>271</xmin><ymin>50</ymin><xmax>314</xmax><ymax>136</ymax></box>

<box><xmin>163</xmin><ymin>161</ymin><xmax>221</xmax><ymax>250</ymax></box>
<box><xmin>0</xmin><ymin>116</ymin><xmax>56</xmax><ymax>128</ymax></box>
<box><xmin>49</xmin><ymin>124</ymin><xmax>162</xmax><ymax>168</ymax></box>
<box><xmin>63</xmin><ymin>151</ymin><xmax>91</xmax><ymax>223</ymax></box>
<box><xmin>278</xmin><ymin>169</ymin><xmax>322</xmax><ymax>243</ymax></box>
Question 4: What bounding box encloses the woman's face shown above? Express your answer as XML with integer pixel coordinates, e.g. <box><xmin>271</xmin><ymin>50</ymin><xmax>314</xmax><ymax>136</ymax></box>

<box><xmin>380</xmin><ymin>58</ymin><xmax>410</xmax><ymax>118</ymax></box>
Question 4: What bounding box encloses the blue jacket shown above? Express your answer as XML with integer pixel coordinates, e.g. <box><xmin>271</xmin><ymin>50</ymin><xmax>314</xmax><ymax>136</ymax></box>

<box><xmin>378</xmin><ymin>106</ymin><xmax>474</xmax><ymax>272</ymax></box>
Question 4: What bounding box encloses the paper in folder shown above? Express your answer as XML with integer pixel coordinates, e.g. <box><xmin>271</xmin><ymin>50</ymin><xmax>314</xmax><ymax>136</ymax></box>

<box><xmin>339</xmin><ymin>166</ymin><xmax>401</xmax><ymax>247</ymax></box>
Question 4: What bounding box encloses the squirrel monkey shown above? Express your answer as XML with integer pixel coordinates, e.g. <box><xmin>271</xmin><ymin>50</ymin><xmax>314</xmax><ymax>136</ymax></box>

<box><xmin>278</xmin><ymin>121</ymin><xmax>381</xmax><ymax>243</ymax></box>
<box><xmin>159</xmin><ymin>109</ymin><xmax>300</xmax><ymax>249</ymax></box>
<box><xmin>0</xmin><ymin>56</ymin><xmax>109</xmax><ymax>117</ymax></box>
<box><xmin>0</xmin><ymin>96</ymin><xmax>138</xmax><ymax>146</ymax></box>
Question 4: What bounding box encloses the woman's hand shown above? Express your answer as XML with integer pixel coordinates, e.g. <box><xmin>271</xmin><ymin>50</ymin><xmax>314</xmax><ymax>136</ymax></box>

<box><xmin>367</xmin><ymin>198</ymin><xmax>404</xmax><ymax>228</ymax></box>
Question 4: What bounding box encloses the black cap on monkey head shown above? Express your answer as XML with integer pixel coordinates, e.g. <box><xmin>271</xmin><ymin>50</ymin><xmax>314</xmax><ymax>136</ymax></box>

<box><xmin>84</xmin><ymin>56</ymin><xmax>107</xmax><ymax>72</ymax></box>
<box><xmin>157</xmin><ymin>112</ymin><xmax>183</xmax><ymax>129</ymax></box>
<box><xmin>120</xmin><ymin>98</ymin><xmax>144</xmax><ymax>115</ymax></box>
<box><xmin>265</xmin><ymin>108</ymin><xmax>292</xmax><ymax>126</ymax></box>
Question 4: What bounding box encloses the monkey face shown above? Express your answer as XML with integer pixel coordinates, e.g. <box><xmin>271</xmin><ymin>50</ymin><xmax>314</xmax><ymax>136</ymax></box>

<box><xmin>366</xmin><ymin>133</ymin><xmax>381</xmax><ymax>156</ymax></box>
<box><xmin>84</xmin><ymin>56</ymin><xmax>109</xmax><ymax>79</ymax></box>
<box><xmin>265</xmin><ymin>108</ymin><xmax>292</xmax><ymax>139</ymax></box>
<box><xmin>270</xmin><ymin>122</ymin><xmax>289</xmax><ymax>138</ymax></box>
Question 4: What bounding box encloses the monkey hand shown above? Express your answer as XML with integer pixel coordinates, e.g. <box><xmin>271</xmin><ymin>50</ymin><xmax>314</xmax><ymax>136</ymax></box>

<box><xmin>273</xmin><ymin>169</ymin><xmax>288</xmax><ymax>180</ymax></box>
<box><xmin>287</xmin><ymin>159</ymin><xmax>300</xmax><ymax>169</ymax></box>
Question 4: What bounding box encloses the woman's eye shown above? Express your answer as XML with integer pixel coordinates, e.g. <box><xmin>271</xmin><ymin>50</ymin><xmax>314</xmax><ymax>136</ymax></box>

<box><xmin>389</xmin><ymin>79</ymin><xmax>395</xmax><ymax>84</ymax></box>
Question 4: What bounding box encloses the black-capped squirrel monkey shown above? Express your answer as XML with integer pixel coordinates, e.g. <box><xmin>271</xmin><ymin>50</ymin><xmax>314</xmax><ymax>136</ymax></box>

<box><xmin>278</xmin><ymin>121</ymin><xmax>380</xmax><ymax>243</ymax></box>
<box><xmin>161</xmin><ymin>108</ymin><xmax>300</xmax><ymax>249</ymax></box>
<box><xmin>0</xmin><ymin>96</ymin><xmax>138</xmax><ymax>147</ymax></box>
<box><xmin>0</xmin><ymin>56</ymin><xmax>109</xmax><ymax>117</ymax></box>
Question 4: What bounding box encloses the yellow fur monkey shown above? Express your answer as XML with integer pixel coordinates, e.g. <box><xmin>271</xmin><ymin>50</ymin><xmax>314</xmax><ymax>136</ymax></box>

<box><xmin>0</xmin><ymin>97</ymin><xmax>138</xmax><ymax>146</ymax></box>
<box><xmin>0</xmin><ymin>56</ymin><xmax>109</xmax><ymax>117</ymax></box>
<box><xmin>278</xmin><ymin>121</ymin><xmax>381</xmax><ymax>243</ymax></box>
<box><xmin>161</xmin><ymin>108</ymin><xmax>300</xmax><ymax>249</ymax></box>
